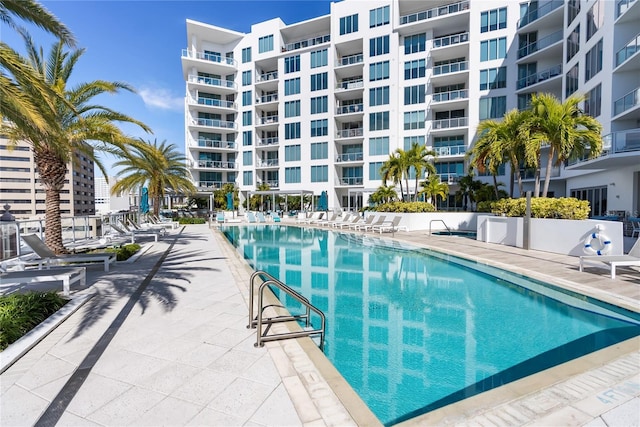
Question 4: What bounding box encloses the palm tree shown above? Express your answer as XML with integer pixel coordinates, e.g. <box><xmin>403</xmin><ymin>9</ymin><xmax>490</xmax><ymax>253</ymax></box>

<box><xmin>380</xmin><ymin>154</ymin><xmax>405</xmax><ymax>201</ymax></box>
<box><xmin>1</xmin><ymin>0</ymin><xmax>75</xmax><ymax>45</ymax></box>
<box><xmin>0</xmin><ymin>39</ymin><xmax>151</xmax><ymax>253</ymax></box>
<box><xmin>455</xmin><ymin>174</ymin><xmax>482</xmax><ymax>211</ymax></box>
<box><xmin>370</xmin><ymin>184</ymin><xmax>398</xmax><ymax>205</ymax></box>
<box><xmin>112</xmin><ymin>139</ymin><xmax>196</xmax><ymax>216</ymax></box>
<box><xmin>525</xmin><ymin>93</ymin><xmax>603</xmax><ymax>197</ymax></box>
<box><xmin>407</xmin><ymin>142</ymin><xmax>437</xmax><ymax>202</ymax></box>
<box><xmin>419</xmin><ymin>175</ymin><xmax>449</xmax><ymax>209</ymax></box>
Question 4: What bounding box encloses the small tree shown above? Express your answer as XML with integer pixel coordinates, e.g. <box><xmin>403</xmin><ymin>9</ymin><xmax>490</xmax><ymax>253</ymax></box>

<box><xmin>419</xmin><ymin>175</ymin><xmax>449</xmax><ymax>210</ymax></box>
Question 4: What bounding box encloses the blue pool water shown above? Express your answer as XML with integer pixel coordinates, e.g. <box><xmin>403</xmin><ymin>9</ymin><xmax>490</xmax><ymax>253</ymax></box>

<box><xmin>222</xmin><ymin>225</ymin><xmax>640</xmax><ymax>425</ymax></box>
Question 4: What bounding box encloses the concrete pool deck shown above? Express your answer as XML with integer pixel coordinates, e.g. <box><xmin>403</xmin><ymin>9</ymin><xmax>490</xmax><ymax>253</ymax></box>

<box><xmin>0</xmin><ymin>223</ymin><xmax>638</xmax><ymax>426</ymax></box>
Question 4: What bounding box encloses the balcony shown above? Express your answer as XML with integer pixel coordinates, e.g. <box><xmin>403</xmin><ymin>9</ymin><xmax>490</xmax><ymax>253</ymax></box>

<box><xmin>433</xmin><ymin>145</ymin><xmax>466</xmax><ymax>156</ymax></box>
<box><xmin>182</xmin><ymin>50</ymin><xmax>237</xmax><ymax>74</ymax></box>
<box><xmin>198</xmin><ymin>181</ymin><xmax>225</xmax><ymax>190</ymax></box>
<box><xmin>282</xmin><ymin>34</ymin><xmax>330</xmax><ymax>52</ymax></box>
<box><xmin>336</xmin><ymin>54</ymin><xmax>363</xmax><ymax>67</ymax></box>
<box><xmin>614</xmin><ymin>87</ymin><xmax>639</xmax><ymax>117</ymax></box>
<box><xmin>338</xmin><ymin>177</ymin><xmax>364</xmax><ymax>186</ymax></box>
<box><xmin>195</xmin><ymin>138</ymin><xmax>236</xmax><ymax>150</ymax></box>
<box><xmin>616</xmin><ymin>33</ymin><xmax>640</xmax><ymax>67</ymax></box>
<box><xmin>257</xmin><ymin>115</ymin><xmax>279</xmax><ymax>125</ymax></box>
<box><xmin>617</xmin><ymin>0</ymin><xmax>638</xmax><ymax>19</ymax></box>
<box><xmin>256</xmin><ymin>93</ymin><xmax>279</xmax><ymax>104</ymax></box>
<box><xmin>518</xmin><ymin>31</ymin><xmax>563</xmax><ymax>59</ymax></box>
<box><xmin>400</xmin><ymin>0</ymin><xmax>469</xmax><ymax>25</ymax></box>
<box><xmin>257</xmin><ymin>136</ymin><xmax>279</xmax><ymax>146</ymax></box>
<box><xmin>196</xmin><ymin>160</ymin><xmax>237</xmax><ymax>169</ymax></box>
<box><xmin>336</xmin><ymin>152</ymin><xmax>364</xmax><ymax>162</ymax></box>
<box><xmin>191</xmin><ymin>118</ymin><xmax>237</xmax><ymax>130</ymax></box>
<box><xmin>517</xmin><ymin>64</ymin><xmax>562</xmax><ymax>90</ymax></box>
<box><xmin>432</xmin><ymin>117</ymin><xmax>468</xmax><ymax>130</ymax></box>
<box><xmin>187</xmin><ymin>75</ymin><xmax>237</xmax><ymax>90</ymax></box>
<box><xmin>336</xmin><ymin>102</ymin><xmax>363</xmax><ymax>115</ymax></box>
<box><xmin>336</xmin><ymin>78</ymin><xmax>364</xmax><ymax>91</ymax></box>
<box><xmin>568</xmin><ymin>129</ymin><xmax>640</xmax><ymax>169</ymax></box>
<box><xmin>336</xmin><ymin>128</ymin><xmax>364</xmax><ymax>139</ymax></box>
<box><xmin>433</xmin><ymin>32</ymin><xmax>469</xmax><ymax>49</ymax></box>
<box><xmin>260</xmin><ymin>180</ymin><xmax>279</xmax><ymax>188</ymax></box>
<box><xmin>432</xmin><ymin>89</ymin><xmax>468</xmax><ymax>103</ymax></box>
<box><xmin>432</xmin><ymin>60</ymin><xmax>468</xmax><ymax>76</ymax></box>
<box><xmin>256</xmin><ymin>71</ymin><xmax>278</xmax><ymax>83</ymax></box>
<box><xmin>256</xmin><ymin>159</ymin><xmax>279</xmax><ymax>168</ymax></box>
<box><xmin>520</xmin><ymin>166</ymin><xmax>561</xmax><ymax>180</ymax></box>
<box><xmin>191</xmin><ymin>97</ymin><xmax>236</xmax><ymax>110</ymax></box>
<box><xmin>518</xmin><ymin>1</ymin><xmax>564</xmax><ymax>28</ymax></box>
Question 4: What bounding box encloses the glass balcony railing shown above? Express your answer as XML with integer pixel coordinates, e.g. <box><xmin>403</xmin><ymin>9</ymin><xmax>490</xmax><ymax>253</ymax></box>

<box><xmin>256</xmin><ymin>159</ymin><xmax>279</xmax><ymax>167</ymax></box>
<box><xmin>432</xmin><ymin>61</ymin><xmax>468</xmax><ymax>76</ymax></box>
<box><xmin>518</xmin><ymin>1</ymin><xmax>564</xmax><ymax>28</ymax></box>
<box><xmin>256</xmin><ymin>93</ymin><xmax>278</xmax><ymax>104</ymax></box>
<box><xmin>197</xmin><ymin>160</ymin><xmax>237</xmax><ymax>169</ymax></box>
<box><xmin>257</xmin><ymin>137</ymin><xmax>279</xmax><ymax>146</ymax></box>
<box><xmin>258</xmin><ymin>115</ymin><xmax>279</xmax><ymax>125</ymax></box>
<box><xmin>262</xmin><ymin>180</ymin><xmax>279</xmax><ymax>188</ymax></box>
<box><xmin>336</xmin><ymin>128</ymin><xmax>364</xmax><ymax>139</ymax></box>
<box><xmin>616</xmin><ymin>33</ymin><xmax>640</xmax><ymax>67</ymax></box>
<box><xmin>432</xmin><ymin>117</ymin><xmax>468</xmax><ymax>129</ymax></box>
<box><xmin>196</xmin><ymin>97</ymin><xmax>236</xmax><ymax>109</ymax></box>
<box><xmin>336</xmin><ymin>79</ymin><xmax>364</xmax><ymax>90</ymax></box>
<box><xmin>433</xmin><ymin>32</ymin><xmax>469</xmax><ymax>48</ymax></box>
<box><xmin>283</xmin><ymin>34</ymin><xmax>330</xmax><ymax>52</ymax></box>
<box><xmin>400</xmin><ymin>0</ymin><xmax>469</xmax><ymax>25</ymax></box>
<box><xmin>437</xmin><ymin>173</ymin><xmax>459</xmax><ymax>183</ymax></box>
<box><xmin>196</xmin><ymin>138</ymin><xmax>236</xmax><ymax>149</ymax></box>
<box><xmin>617</xmin><ymin>0</ymin><xmax>637</xmax><ymax>18</ymax></box>
<box><xmin>336</xmin><ymin>54</ymin><xmax>364</xmax><ymax>67</ymax></box>
<box><xmin>614</xmin><ymin>87</ymin><xmax>639</xmax><ymax>116</ymax></box>
<box><xmin>336</xmin><ymin>152</ymin><xmax>364</xmax><ymax>162</ymax></box>
<box><xmin>339</xmin><ymin>177</ymin><xmax>364</xmax><ymax>186</ymax></box>
<box><xmin>434</xmin><ymin>145</ymin><xmax>466</xmax><ymax>156</ymax></box>
<box><xmin>198</xmin><ymin>181</ymin><xmax>225</xmax><ymax>189</ymax></box>
<box><xmin>603</xmin><ymin>129</ymin><xmax>640</xmax><ymax>154</ymax></box>
<box><xmin>256</xmin><ymin>71</ymin><xmax>278</xmax><ymax>82</ymax></box>
<box><xmin>518</xmin><ymin>30</ymin><xmax>563</xmax><ymax>59</ymax></box>
<box><xmin>432</xmin><ymin>89</ymin><xmax>468</xmax><ymax>103</ymax></box>
<box><xmin>519</xmin><ymin>166</ymin><xmax>561</xmax><ymax>180</ymax></box>
<box><xmin>517</xmin><ymin>64</ymin><xmax>562</xmax><ymax>89</ymax></box>
<box><xmin>193</xmin><ymin>118</ymin><xmax>237</xmax><ymax>129</ymax></box>
<box><xmin>336</xmin><ymin>103</ymin><xmax>363</xmax><ymax>115</ymax></box>
<box><xmin>188</xmin><ymin>75</ymin><xmax>236</xmax><ymax>89</ymax></box>
<box><xmin>182</xmin><ymin>50</ymin><xmax>237</xmax><ymax>67</ymax></box>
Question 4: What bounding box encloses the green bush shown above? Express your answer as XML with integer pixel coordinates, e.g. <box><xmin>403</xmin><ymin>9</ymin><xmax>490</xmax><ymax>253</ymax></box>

<box><xmin>0</xmin><ymin>291</ymin><xmax>67</xmax><ymax>351</ymax></box>
<box><xmin>476</xmin><ymin>201</ymin><xmax>494</xmax><ymax>213</ymax></box>
<box><xmin>374</xmin><ymin>201</ymin><xmax>436</xmax><ymax>213</ymax></box>
<box><xmin>178</xmin><ymin>217</ymin><xmax>206</xmax><ymax>224</ymax></box>
<box><xmin>490</xmin><ymin>197</ymin><xmax>589</xmax><ymax>219</ymax></box>
<box><xmin>94</xmin><ymin>243</ymin><xmax>141</xmax><ymax>261</ymax></box>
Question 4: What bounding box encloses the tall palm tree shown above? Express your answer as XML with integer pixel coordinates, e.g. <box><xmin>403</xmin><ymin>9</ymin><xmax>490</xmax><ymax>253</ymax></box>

<box><xmin>1</xmin><ymin>0</ymin><xmax>75</xmax><ymax>46</ymax></box>
<box><xmin>380</xmin><ymin>153</ymin><xmax>405</xmax><ymax>201</ymax></box>
<box><xmin>370</xmin><ymin>184</ymin><xmax>398</xmax><ymax>205</ymax></box>
<box><xmin>112</xmin><ymin>139</ymin><xmax>196</xmax><ymax>217</ymax></box>
<box><xmin>419</xmin><ymin>175</ymin><xmax>449</xmax><ymax>209</ymax></box>
<box><xmin>407</xmin><ymin>142</ymin><xmax>437</xmax><ymax>202</ymax></box>
<box><xmin>525</xmin><ymin>93</ymin><xmax>603</xmax><ymax>197</ymax></box>
<box><xmin>0</xmin><ymin>39</ymin><xmax>151</xmax><ymax>253</ymax></box>
<box><xmin>455</xmin><ymin>174</ymin><xmax>482</xmax><ymax>211</ymax></box>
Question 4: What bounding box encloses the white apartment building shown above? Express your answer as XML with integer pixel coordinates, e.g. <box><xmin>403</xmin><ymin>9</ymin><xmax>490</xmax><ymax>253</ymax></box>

<box><xmin>182</xmin><ymin>0</ymin><xmax>639</xmax><ymax>216</ymax></box>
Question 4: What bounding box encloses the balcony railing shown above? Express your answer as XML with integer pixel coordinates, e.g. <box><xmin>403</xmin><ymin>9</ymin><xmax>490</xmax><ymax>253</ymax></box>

<box><xmin>518</xmin><ymin>30</ymin><xmax>563</xmax><ymax>59</ymax></box>
<box><xmin>339</xmin><ymin>177</ymin><xmax>364</xmax><ymax>186</ymax></box>
<box><xmin>193</xmin><ymin>118</ymin><xmax>237</xmax><ymax>130</ymax></box>
<box><xmin>570</xmin><ymin>128</ymin><xmax>640</xmax><ymax>166</ymax></box>
<box><xmin>520</xmin><ymin>166</ymin><xmax>561</xmax><ymax>180</ymax></box>
<box><xmin>614</xmin><ymin>87</ymin><xmax>639</xmax><ymax>116</ymax></box>
<box><xmin>188</xmin><ymin>75</ymin><xmax>237</xmax><ymax>89</ymax></box>
<box><xmin>256</xmin><ymin>71</ymin><xmax>278</xmax><ymax>82</ymax></box>
<box><xmin>336</xmin><ymin>103</ymin><xmax>363</xmax><ymax>115</ymax></box>
<box><xmin>518</xmin><ymin>1</ymin><xmax>564</xmax><ymax>28</ymax></box>
<box><xmin>258</xmin><ymin>115</ymin><xmax>279</xmax><ymax>125</ymax></box>
<box><xmin>517</xmin><ymin>64</ymin><xmax>562</xmax><ymax>89</ymax></box>
<box><xmin>432</xmin><ymin>117</ymin><xmax>468</xmax><ymax>129</ymax></box>
<box><xmin>256</xmin><ymin>159</ymin><xmax>279</xmax><ymax>167</ymax></box>
<box><xmin>199</xmin><ymin>181</ymin><xmax>225</xmax><ymax>189</ymax></box>
<box><xmin>437</xmin><ymin>173</ymin><xmax>459</xmax><ymax>183</ymax></box>
<box><xmin>433</xmin><ymin>32</ymin><xmax>469</xmax><ymax>49</ymax></box>
<box><xmin>432</xmin><ymin>61</ymin><xmax>468</xmax><ymax>76</ymax></box>
<box><xmin>336</xmin><ymin>152</ymin><xmax>364</xmax><ymax>162</ymax></box>
<box><xmin>434</xmin><ymin>145</ymin><xmax>466</xmax><ymax>156</ymax></box>
<box><xmin>261</xmin><ymin>180</ymin><xmax>279</xmax><ymax>188</ymax></box>
<box><xmin>336</xmin><ymin>78</ymin><xmax>364</xmax><ymax>90</ymax></box>
<box><xmin>257</xmin><ymin>137</ymin><xmax>279</xmax><ymax>146</ymax></box>
<box><xmin>195</xmin><ymin>97</ymin><xmax>236</xmax><ymax>109</ymax></box>
<box><xmin>283</xmin><ymin>34</ymin><xmax>330</xmax><ymax>52</ymax></box>
<box><xmin>197</xmin><ymin>160</ymin><xmax>237</xmax><ymax>169</ymax></box>
<box><xmin>617</xmin><ymin>0</ymin><xmax>637</xmax><ymax>18</ymax></box>
<box><xmin>400</xmin><ymin>0</ymin><xmax>469</xmax><ymax>25</ymax></box>
<box><xmin>256</xmin><ymin>93</ymin><xmax>278</xmax><ymax>104</ymax></box>
<box><xmin>182</xmin><ymin>49</ymin><xmax>237</xmax><ymax>67</ymax></box>
<box><xmin>336</xmin><ymin>54</ymin><xmax>363</xmax><ymax>67</ymax></box>
<box><xmin>196</xmin><ymin>138</ymin><xmax>236</xmax><ymax>149</ymax></box>
<box><xmin>336</xmin><ymin>128</ymin><xmax>364</xmax><ymax>139</ymax></box>
<box><xmin>432</xmin><ymin>89</ymin><xmax>468</xmax><ymax>103</ymax></box>
<box><xmin>616</xmin><ymin>33</ymin><xmax>640</xmax><ymax>67</ymax></box>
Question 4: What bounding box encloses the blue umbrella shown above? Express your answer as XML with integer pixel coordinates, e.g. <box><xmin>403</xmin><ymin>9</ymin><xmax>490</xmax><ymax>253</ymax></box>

<box><xmin>318</xmin><ymin>191</ymin><xmax>328</xmax><ymax>211</ymax></box>
<box><xmin>140</xmin><ymin>187</ymin><xmax>149</xmax><ymax>214</ymax></box>
<box><xmin>226</xmin><ymin>192</ymin><xmax>234</xmax><ymax>210</ymax></box>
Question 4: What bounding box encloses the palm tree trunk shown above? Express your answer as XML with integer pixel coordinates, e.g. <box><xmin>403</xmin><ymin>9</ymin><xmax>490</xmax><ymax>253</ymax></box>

<box><xmin>542</xmin><ymin>147</ymin><xmax>555</xmax><ymax>198</ymax></box>
<box><xmin>533</xmin><ymin>154</ymin><xmax>541</xmax><ymax>197</ymax></box>
<box><xmin>35</xmin><ymin>150</ymin><xmax>68</xmax><ymax>254</ymax></box>
<box><xmin>492</xmin><ymin>174</ymin><xmax>499</xmax><ymax>199</ymax></box>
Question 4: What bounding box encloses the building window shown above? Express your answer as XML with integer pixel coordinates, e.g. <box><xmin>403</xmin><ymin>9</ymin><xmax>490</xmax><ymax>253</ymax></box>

<box><xmin>404</xmin><ymin>59</ymin><xmax>426</xmax><ymax>80</ymax></box>
<box><xmin>284</xmin><ymin>78</ymin><xmax>300</xmax><ymax>95</ymax></box>
<box><xmin>479</xmin><ymin>67</ymin><xmax>507</xmax><ymax>90</ymax></box>
<box><xmin>242</xmin><ymin>47</ymin><xmax>252</xmax><ymax>63</ymax></box>
<box><xmin>311</xmin><ymin>165</ymin><xmax>328</xmax><ymax>182</ymax></box>
<box><xmin>242</xmin><ymin>131</ymin><xmax>252</xmax><ymax>146</ymax></box>
<box><xmin>404</xmin><ymin>84</ymin><xmax>426</xmax><ymax>105</ymax></box>
<box><xmin>242</xmin><ymin>111</ymin><xmax>252</xmax><ymax>126</ymax></box>
<box><xmin>310</xmin><ymin>49</ymin><xmax>328</xmax><ymax>68</ymax></box>
<box><xmin>586</xmin><ymin>0</ymin><xmax>603</xmax><ymax>41</ymax></box>
<box><xmin>311</xmin><ymin>96</ymin><xmax>328</xmax><ymax>114</ymax></box>
<box><xmin>340</xmin><ymin>14</ymin><xmax>359</xmax><ymax>35</ymax></box>
<box><xmin>568</xmin><ymin>0</ymin><xmax>580</xmax><ymax>26</ymax></box>
<box><xmin>242</xmin><ymin>90</ymin><xmax>252</xmax><ymax>106</ymax></box>
<box><xmin>369</xmin><ymin>111</ymin><xmax>389</xmax><ymax>131</ymax></box>
<box><xmin>285</xmin><ymin>144</ymin><xmax>301</xmax><ymax>161</ymax></box>
<box><xmin>284</xmin><ymin>122</ymin><xmax>301</xmax><ymax>140</ymax></box>
<box><xmin>369</xmin><ymin>161</ymin><xmax>384</xmax><ymax>180</ymax></box>
<box><xmin>369</xmin><ymin>35</ymin><xmax>390</xmax><ymax>56</ymax></box>
<box><xmin>480</xmin><ymin>37</ymin><xmax>507</xmax><ymax>61</ymax></box>
<box><xmin>585</xmin><ymin>39</ymin><xmax>603</xmax><ymax>82</ymax></box>
<box><xmin>310</xmin><ymin>72</ymin><xmax>328</xmax><ymax>91</ymax></box>
<box><xmin>567</xmin><ymin>25</ymin><xmax>580</xmax><ymax>61</ymax></box>
<box><xmin>243</xmin><ymin>151</ymin><xmax>253</xmax><ymax>166</ymax></box>
<box><xmin>518</xmin><ymin>93</ymin><xmax>533</xmax><ymax>110</ymax></box>
<box><xmin>370</xmin><ymin>61</ymin><xmax>390</xmax><ymax>81</ymax></box>
<box><xmin>404</xmin><ymin>33</ymin><xmax>426</xmax><ymax>54</ymax></box>
<box><xmin>258</xmin><ymin>35</ymin><xmax>274</xmax><ymax>53</ymax></box>
<box><xmin>404</xmin><ymin>110</ymin><xmax>425</xmax><ymax>130</ymax></box>
<box><xmin>243</xmin><ymin>171</ymin><xmax>253</xmax><ymax>186</ymax></box>
<box><xmin>403</xmin><ymin>136</ymin><xmax>425</xmax><ymax>150</ymax></box>
<box><xmin>566</xmin><ymin>64</ymin><xmax>579</xmax><ymax>97</ymax></box>
<box><xmin>369</xmin><ymin>137</ymin><xmax>389</xmax><ymax>156</ymax></box>
<box><xmin>311</xmin><ymin>119</ymin><xmax>328</xmax><ymax>137</ymax></box>
<box><xmin>242</xmin><ymin>70</ymin><xmax>252</xmax><ymax>86</ymax></box>
<box><xmin>285</xmin><ymin>167</ymin><xmax>301</xmax><ymax>183</ymax></box>
<box><xmin>370</xmin><ymin>5</ymin><xmax>390</xmax><ymax>27</ymax></box>
<box><xmin>284</xmin><ymin>100</ymin><xmax>301</xmax><ymax>118</ymax></box>
<box><xmin>369</xmin><ymin>86</ymin><xmax>390</xmax><ymax>106</ymax></box>
<box><xmin>481</xmin><ymin>7</ymin><xmax>507</xmax><ymax>33</ymax></box>
<box><xmin>479</xmin><ymin>96</ymin><xmax>506</xmax><ymax>120</ymax></box>
<box><xmin>571</xmin><ymin>186</ymin><xmax>607</xmax><ymax>217</ymax></box>
<box><xmin>311</xmin><ymin>142</ymin><xmax>328</xmax><ymax>160</ymax></box>
<box><xmin>584</xmin><ymin>84</ymin><xmax>601</xmax><ymax>117</ymax></box>
<box><xmin>284</xmin><ymin>55</ymin><xmax>300</xmax><ymax>73</ymax></box>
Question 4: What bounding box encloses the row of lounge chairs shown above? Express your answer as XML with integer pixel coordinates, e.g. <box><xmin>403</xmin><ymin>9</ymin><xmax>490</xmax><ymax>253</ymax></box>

<box><xmin>308</xmin><ymin>213</ymin><xmax>407</xmax><ymax>234</ymax></box>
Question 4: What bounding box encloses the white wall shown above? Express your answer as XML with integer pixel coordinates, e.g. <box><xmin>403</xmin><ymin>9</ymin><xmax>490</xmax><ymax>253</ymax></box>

<box><xmin>364</xmin><ymin>212</ymin><xmax>480</xmax><ymax>232</ymax></box>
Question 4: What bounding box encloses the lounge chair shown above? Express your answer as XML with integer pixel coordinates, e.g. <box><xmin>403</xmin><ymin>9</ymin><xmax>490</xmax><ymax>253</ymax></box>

<box><xmin>371</xmin><ymin>216</ymin><xmax>407</xmax><ymax>234</ymax></box>
<box><xmin>317</xmin><ymin>213</ymin><xmax>338</xmax><ymax>226</ymax></box>
<box><xmin>337</xmin><ymin>215</ymin><xmax>362</xmax><ymax>229</ymax></box>
<box><xmin>631</xmin><ymin>218</ymin><xmax>640</xmax><ymax>238</ymax></box>
<box><xmin>307</xmin><ymin>212</ymin><xmax>326</xmax><ymax>224</ymax></box>
<box><xmin>256</xmin><ymin>212</ymin><xmax>268</xmax><ymax>223</ymax></box>
<box><xmin>148</xmin><ymin>214</ymin><xmax>179</xmax><ymax>229</ymax></box>
<box><xmin>112</xmin><ymin>222</ymin><xmax>160</xmax><ymax>243</ymax></box>
<box><xmin>361</xmin><ymin>215</ymin><xmax>387</xmax><ymax>232</ymax></box>
<box><xmin>246</xmin><ymin>212</ymin><xmax>257</xmax><ymax>223</ymax></box>
<box><xmin>330</xmin><ymin>214</ymin><xmax>353</xmax><ymax>228</ymax></box>
<box><xmin>352</xmin><ymin>215</ymin><xmax>376</xmax><ymax>231</ymax></box>
<box><xmin>127</xmin><ymin>218</ymin><xmax>167</xmax><ymax>236</ymax></box>
<box><xmin>579</xmin><ymin>238</ymin><xmax>640</xmax><ymax>279</ymax></box>
<box><xmin>21</xmin><ymin>234</ymin><xmax>116</xmax><ymax>272</ymax></box>
<box><xmin>296</xmin><ymin>212</ymin><xmax>321</xmax><ymax>224</ymax></box>
<box><xmin>0</xmin><ymin>266</ymin><xmax>86</xmax><ymax>297</ymax></box>
<box><xmin>216</xmin><ymin>212</ymin><xmax>225</xmax><ymax>224</ymax></box>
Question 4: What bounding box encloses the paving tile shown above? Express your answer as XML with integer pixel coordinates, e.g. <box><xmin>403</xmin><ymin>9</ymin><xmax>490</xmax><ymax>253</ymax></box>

<box><xmin>186</xmin><ymin>407</ymin><xmax>246</xmax><ymax>426</ymax></box>
<box><xmin>250</xmin><ymin>383</ymin><xmax>302</xmax><ymax>426</ymax></box>
<box><xmin>171</xmin><ymin>368</ymin><xmax>237</xmax><ymax>406</ymax></box>
<box><xmin>56</xmin><ymin>410</ymin><xmax>102</xmax><ymax>426</ymax></box>
<box><xmin>91</xmin><ymin>348</ymin><xmax>173</xmax><ymax>385</ymax></box>
<box><xmin>65</xmin><ymin>373</ymin><xmax>132</xmax><ymax>418</ymax></box>
<box><xmin>206</xmin><ymin>377</ymin><xmax>275</xmax><ymax>421</ymax></box>
<box><xmin>208</xmin><ymin>347</ymin><xmax>262</xmax><ymax>375</ymax></box>
<box><xmin>85</xmin><ymin>385</ymin><xmax>166</xmax><ymax>425</ymax></box>
<box><xmin>0</xmin><ymin>385</ymin><xmax>48</xmax><ymax>426</ymax></box>
<box><xmin>15</xmin><ymin>353</ymin><xmax>76</xmax><ymax>391</ymax></box>
<box><xmin>131</xmin><ymin>396</ymin><xmax>203</xmax><ymax>426</ymax></box>
<box><xmin>600</xmin><ymin>397</ymin><xmax>640</xmax><ymax>426</ymax></box>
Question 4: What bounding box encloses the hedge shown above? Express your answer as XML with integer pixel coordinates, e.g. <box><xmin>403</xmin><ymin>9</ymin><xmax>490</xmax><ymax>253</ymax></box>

<box><xmin>490</xmin><ymin>197</ymin><xmax>590</xmax><ymax>220</ymax></box>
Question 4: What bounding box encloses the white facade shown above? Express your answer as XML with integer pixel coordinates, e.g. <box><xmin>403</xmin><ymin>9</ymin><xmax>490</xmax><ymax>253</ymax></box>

<box><xmin>94</xmin><ymin>176</ymin><xmax>131</xmax><ymax>214</ymax></box>
<box><xmin>182</xmin><ymin>0</ymin><xmax>640</xmax><ymax>216</ymax></box>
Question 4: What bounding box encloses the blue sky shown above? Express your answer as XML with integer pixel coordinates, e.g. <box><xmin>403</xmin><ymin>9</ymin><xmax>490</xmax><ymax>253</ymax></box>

<box><xmin>4</xmin><ymin>0</ymin><xmax>335</xmax><ymax>177</ymax></box>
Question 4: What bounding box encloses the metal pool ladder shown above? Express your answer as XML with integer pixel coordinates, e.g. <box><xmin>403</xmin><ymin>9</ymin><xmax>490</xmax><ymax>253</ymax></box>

<box><xmin>247</xmin><ymin>270</ymin><xmax>326</xmax><ymax>351</ymax></box>
<box><xmin>429</xmin><ymin>219</ymin><xmax>451</xmax><ymax>235</ymax></box>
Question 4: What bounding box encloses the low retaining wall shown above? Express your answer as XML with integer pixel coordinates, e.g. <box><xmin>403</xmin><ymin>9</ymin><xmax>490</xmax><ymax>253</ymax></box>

<box><xmin>363</xmin><ymin>212</ymin><xmax>481</xmax><ymax>232</ymax></box>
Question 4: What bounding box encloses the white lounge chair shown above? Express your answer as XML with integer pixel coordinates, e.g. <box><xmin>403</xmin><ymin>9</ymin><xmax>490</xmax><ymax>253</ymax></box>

<box><xmin>362</xmin><ymin>215</ymin><xmax>387</xmax><ymax>232</ymax></box>
<box><xmin>371</xmin><ymin>216</ymin><xmax>407</xmax><ymax>234</ymax></box>
<box><xmin>316</xmin><ymin>213</ymin><xmax>338</xmax><ymax>226</ymax></box>
<box><xmin>337</xmin><ymin>215</ymin><xmax>362</xmax><ymax>229</ymax></box>
<box><xmin>331</xmin><ymin>214</ymin><xmax>353</xmax><ymax>228</ymax></box>
<box><xmin>0</xmin><ymin>266</ymin><xmax>86</xmax><ymax>297</ymax></box>
<box><xmin>579</xmin><ymin>238</ymin><xmax>640</xmax><ymax>279</ymax></box>
<box><xmin>21</xmin><ymin>234</ymin><xmax>116</xmax><ymax>272</ymax></box>
<box><xmin>127</xmin><ymin>218</ymin><xmax>167</xmax><ymax>236</ymax></box>
<box><xmin>352</xmin><ymin>215</ymin><xmax>376</xmax><ymax>231</ymax></box>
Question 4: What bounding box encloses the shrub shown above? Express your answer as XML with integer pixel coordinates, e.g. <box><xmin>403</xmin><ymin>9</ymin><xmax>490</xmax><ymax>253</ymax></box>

<box><xmin>374</xmin><ymin>201</ymin><xmax>436</xmax><ymax>213</ymax></box>
<box><xmin>94</xmin><ymin>243</ymin><xmax>141</xmax><ymax>261</ymax></box>
<box><xmin>490</xmin><ymin>197</ymin><xmax>589</xmax><ymax>220</ymax></box>
<box><xmin>178</xmin><ymin>217</ymin><xmax>206</xmax><ymax>224</ymax></box>
<box><xmin>0</xmin><ymin>291</ymin><xmax>67</xmax><ymax>351</ymax></box>
<box><xmin>476</xmin><ymin>201</ymin><xmax>493</xmax><ymax>213</ymax></box>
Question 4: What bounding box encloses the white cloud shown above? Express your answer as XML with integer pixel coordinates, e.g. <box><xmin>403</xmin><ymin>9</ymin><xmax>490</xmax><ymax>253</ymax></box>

<box><xmin>138</xmin><ymin>87</ymin><xmax>183</xmax><ymax>111</ymax></box>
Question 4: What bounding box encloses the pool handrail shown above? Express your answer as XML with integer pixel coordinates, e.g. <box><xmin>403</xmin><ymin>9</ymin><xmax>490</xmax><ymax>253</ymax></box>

<box><xmin>429</xmin><ymin>219</ymin><xmax>452</xmax><ymax>235</ymax></box>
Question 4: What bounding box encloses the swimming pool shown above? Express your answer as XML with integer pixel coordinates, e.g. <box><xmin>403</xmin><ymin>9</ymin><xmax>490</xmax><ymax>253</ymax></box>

<box><xmin>222</xmin><ymin>225</ymin><xmax>640</xmax><ymax>425</ymax></box>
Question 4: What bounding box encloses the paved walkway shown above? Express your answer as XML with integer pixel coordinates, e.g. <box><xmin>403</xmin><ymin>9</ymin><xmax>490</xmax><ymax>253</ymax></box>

<box><xmin>0</xmin><ymin>223</ymin><xmax>638</xmax><ymax>426</ymax></box>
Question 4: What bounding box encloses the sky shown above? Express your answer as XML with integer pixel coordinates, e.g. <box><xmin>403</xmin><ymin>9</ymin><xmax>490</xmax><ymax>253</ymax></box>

<box><xmin>2</xmin><ymin>0</ymin><xmax>336</xmax><ymax>178</ymax></box>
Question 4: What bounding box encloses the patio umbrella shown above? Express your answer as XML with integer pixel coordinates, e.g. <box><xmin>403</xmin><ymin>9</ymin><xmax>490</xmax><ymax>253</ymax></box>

<box><xmin>140</xmin><ymin>187</ymin><xmax>149</xmax><ymax>214</ymax></box>
<box><xmin>318</xmin><ymin>191</ymin><xmax>328</xmax><ymax>211</ymax></box>
<box><xmin>226</xmin><ymin>192</ymin><xmax>234</xmax><ymax>210</ymax></box>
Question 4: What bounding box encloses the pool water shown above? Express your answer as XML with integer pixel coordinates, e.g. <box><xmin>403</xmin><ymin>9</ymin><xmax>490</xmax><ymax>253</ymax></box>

<box><xmin>222</xmin><ymin>225</ymin><xmax>640</xmax><ymax>425</ymax></box>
